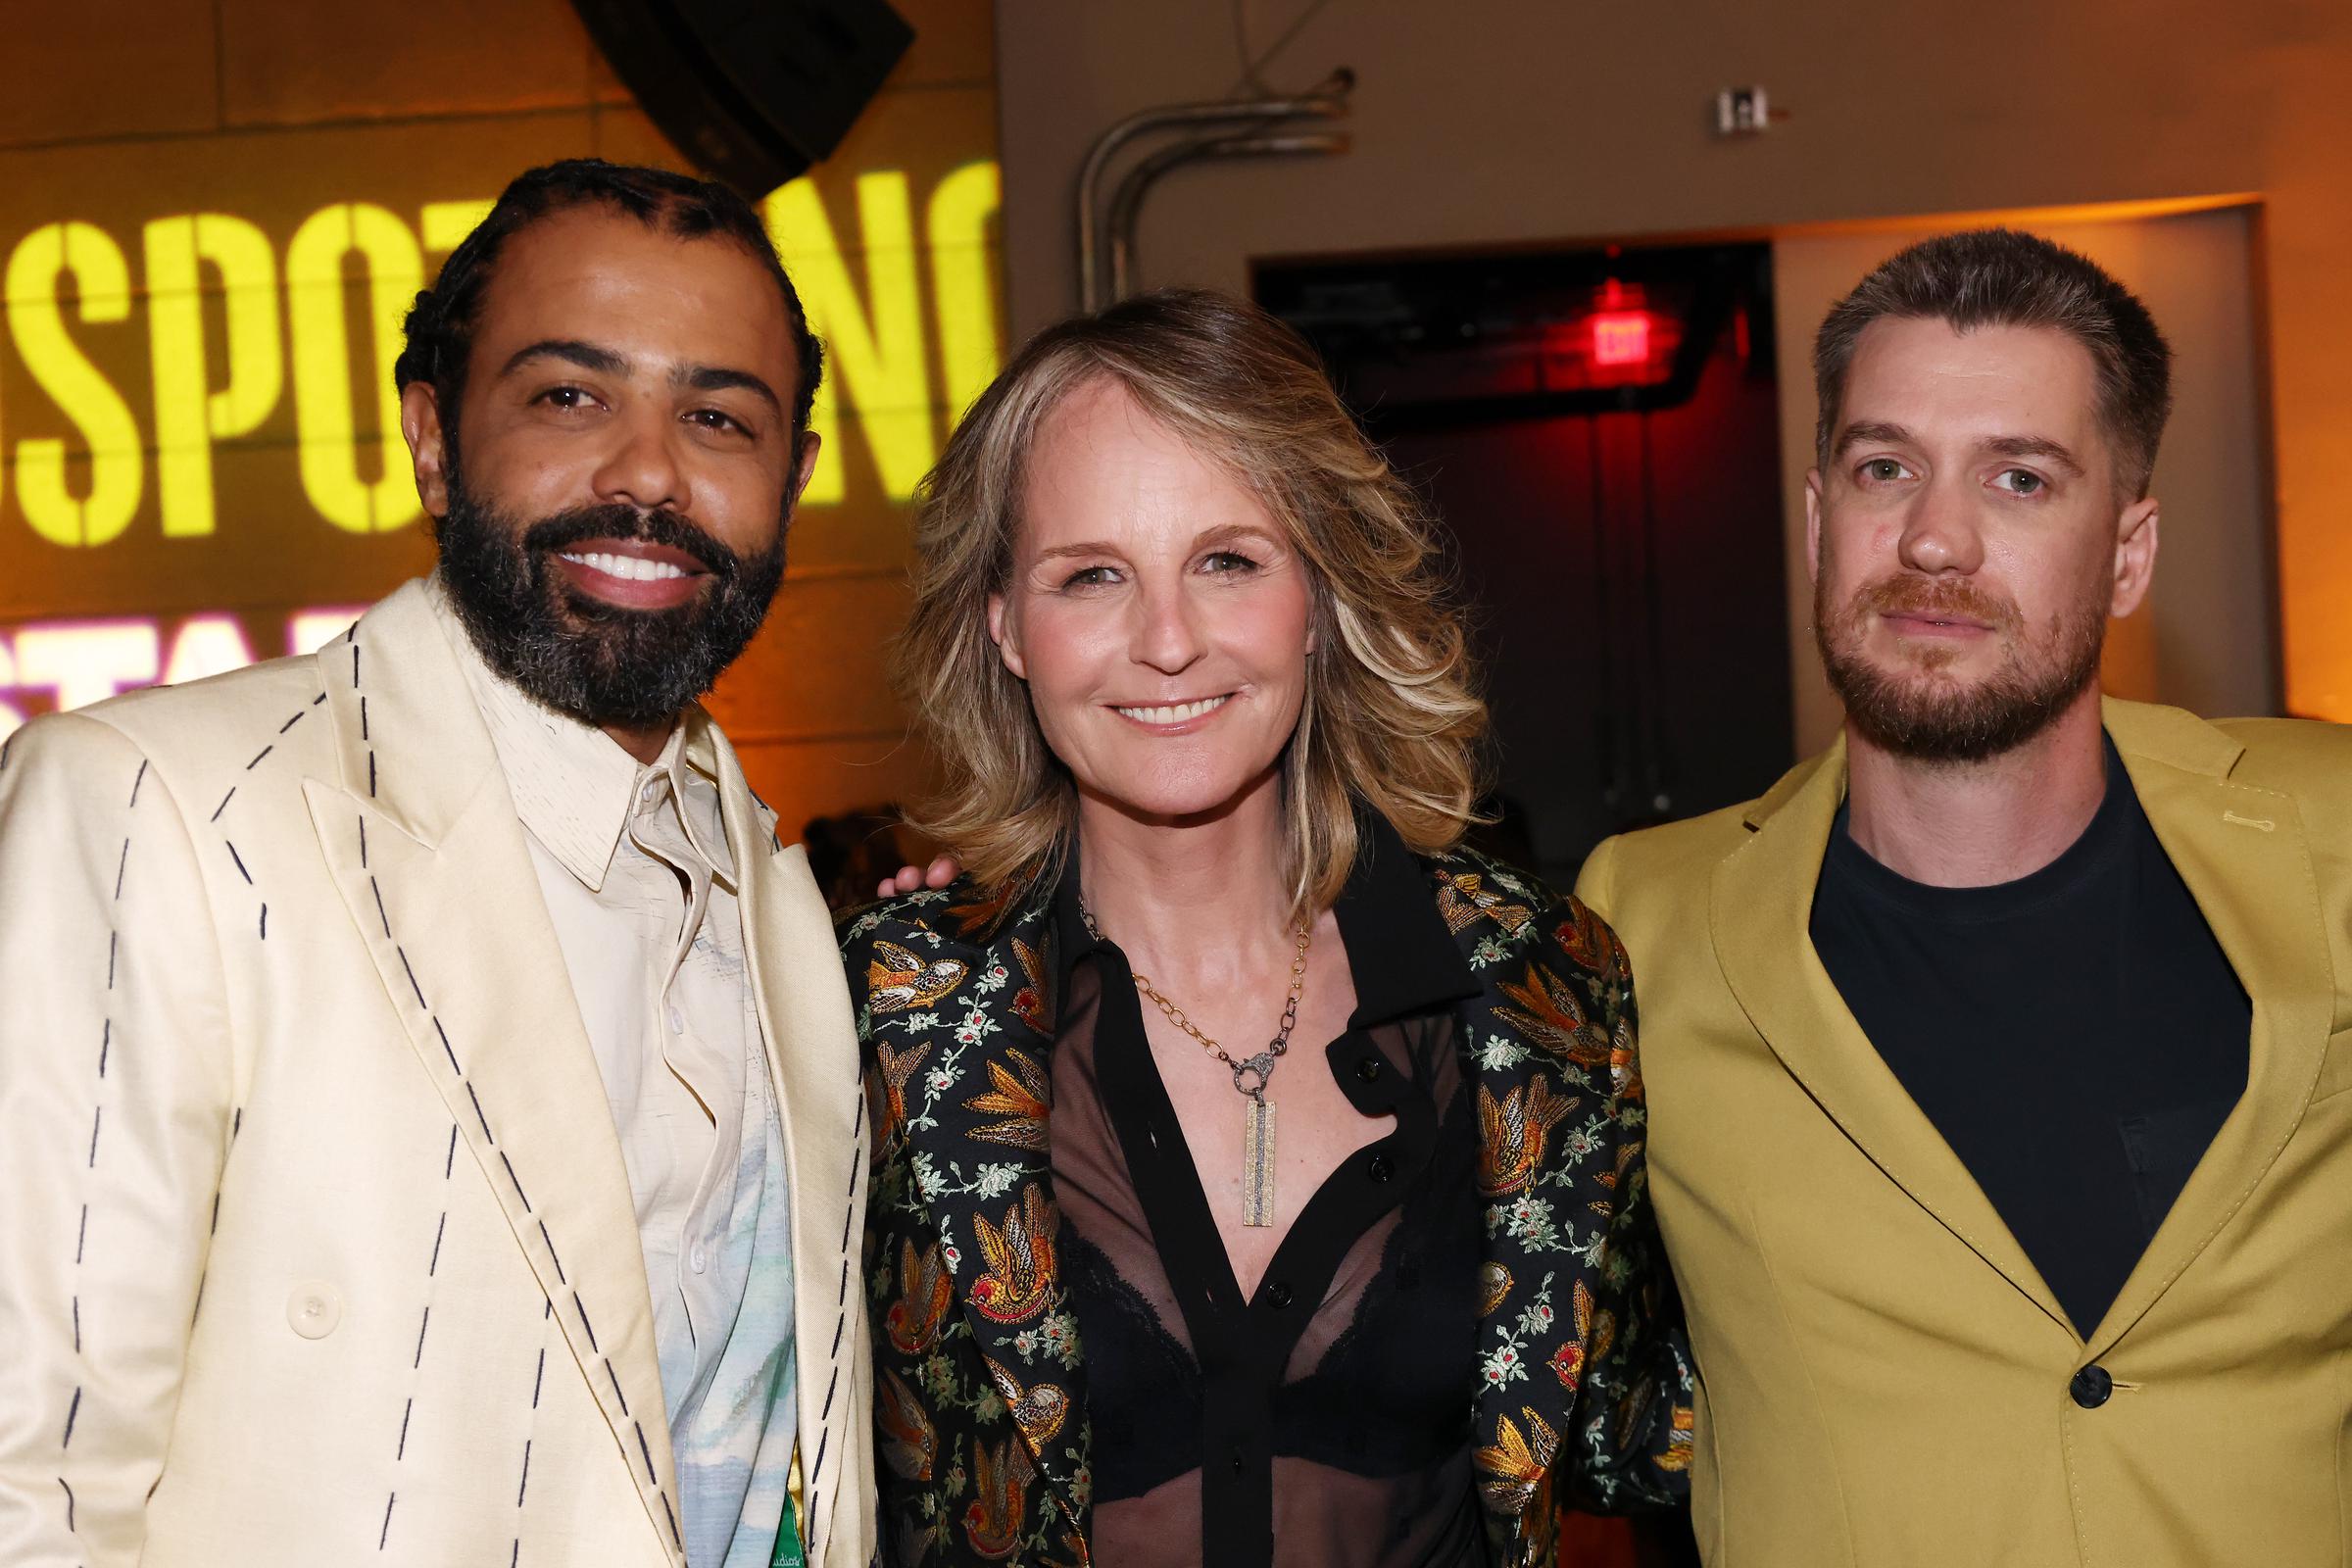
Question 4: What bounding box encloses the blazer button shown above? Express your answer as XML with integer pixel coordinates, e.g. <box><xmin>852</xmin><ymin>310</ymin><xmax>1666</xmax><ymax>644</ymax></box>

<box><xmin>2069</xmin><ymin>1365</ymin><xmax>2113</xmax><ymax>1409</ymax></box>
<box><xmin>1263</xmin><ymin>1280</ymin><xmax>1294</xmax><ymax>1309</ymax></box>
<box><xmin>1368</xmin><ymin>1153</ymin><xmax>1396</xmax><ymax>1183</ymax></box>
<box><xmin>287</xmin><ymin>1282</ymin><xmax>343</xmax><ymax>1340</ymax></box>
<box><xmin>1355</xmin><ymin>1054</ymin><xmax>1384</xmax><ymax>1084</ymax></box>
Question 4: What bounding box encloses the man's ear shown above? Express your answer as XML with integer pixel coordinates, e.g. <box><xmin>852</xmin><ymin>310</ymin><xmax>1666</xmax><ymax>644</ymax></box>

<box><xmin>788</xmin><ymin>431</ymin><xmax>823</xmax><ymax>510</ymax></box>
<box><xmin>2110</xmin><ymin>494</ymin><xmax>2160</xmax><ymax>618</ymax></box>
<box><xmin>1803</xmin><ymin>467</ymin><xmax>1826</xmax><ymax>588</ymax></box>
<box><xmin>401</xmin><ymin>381</ymin><xmax>451</xmax><ymax>519</ymax></box>
<box><xmin>988</xmin><ymin>592</ymin><xmax>1026</xmax><ymax>680</ymax></box>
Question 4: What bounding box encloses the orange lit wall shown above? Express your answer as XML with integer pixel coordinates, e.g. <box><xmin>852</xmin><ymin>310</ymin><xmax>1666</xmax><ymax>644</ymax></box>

<box><xmin>0</xmin><ymin>0</ymin><xmax>1002</xmax><ymax>833</ymax></box>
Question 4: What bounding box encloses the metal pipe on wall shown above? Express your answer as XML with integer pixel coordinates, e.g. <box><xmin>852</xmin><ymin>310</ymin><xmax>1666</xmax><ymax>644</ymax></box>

<box><xmin>1105</xmin><ymin>130</ymin><xmax>1350</xmax><ymax>303</ymax></box>
<box><xmin>1074</xmin><ymin>70</ymin><xmax>1352</xmax><ymax>311</ymax></box>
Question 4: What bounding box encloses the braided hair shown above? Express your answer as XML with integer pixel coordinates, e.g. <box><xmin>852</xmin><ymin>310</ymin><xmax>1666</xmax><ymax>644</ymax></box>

<box><xmin>394</xmin><ymin>158</ymin><xmax>824</xmax><ymax>440</ymax></box>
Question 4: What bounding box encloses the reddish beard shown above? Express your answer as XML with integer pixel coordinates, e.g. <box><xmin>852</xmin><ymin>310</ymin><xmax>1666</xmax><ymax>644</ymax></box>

<box><xmin>1816</xmin><ymin>571</ymin><xmax>2108</xmax><ymax>763</ymax></box>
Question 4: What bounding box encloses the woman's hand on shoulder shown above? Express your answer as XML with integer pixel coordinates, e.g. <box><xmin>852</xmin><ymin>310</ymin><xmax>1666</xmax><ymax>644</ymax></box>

<box><xmin>875</xmin><ymin>856</ymin><xmax>960</xmax><ymax>900</ymax></box>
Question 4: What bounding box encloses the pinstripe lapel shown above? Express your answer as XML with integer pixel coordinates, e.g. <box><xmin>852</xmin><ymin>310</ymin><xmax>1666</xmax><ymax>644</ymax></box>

<box><xmin>711</xmin><ymin>732</ymin><xmax>872</xmax><ymax>1568</ymax></box>
<box><xmin>303</xmin><ymin>581</ymin><xmax>688</xmax><ymax>1564</ymax></box>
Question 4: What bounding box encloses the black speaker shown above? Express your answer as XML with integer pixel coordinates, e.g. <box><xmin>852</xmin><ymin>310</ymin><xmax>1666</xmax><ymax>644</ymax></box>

<box><xmin>570</xmin><ymin>0</ymin><xmax>915</xmax><ymax>195</ymax></box>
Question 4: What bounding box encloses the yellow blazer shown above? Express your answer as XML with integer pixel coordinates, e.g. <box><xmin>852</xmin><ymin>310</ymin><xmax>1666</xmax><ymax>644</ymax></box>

<box><xmin>1577</xmin><ymin>699</ymin><xmax>2352</xmax><ymax>1566</ymax></box>
<box><xmin>0</xmin><ymin>580</ymin><xmax>874</xmax><ymax>1568</ymax></box>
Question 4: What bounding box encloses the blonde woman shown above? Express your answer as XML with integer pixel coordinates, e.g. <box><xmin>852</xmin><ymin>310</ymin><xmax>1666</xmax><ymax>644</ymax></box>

<box><xmin>845</xmin><ymin>290</ymin><xmax>1690</xmax><ymax>1568</ymax></box>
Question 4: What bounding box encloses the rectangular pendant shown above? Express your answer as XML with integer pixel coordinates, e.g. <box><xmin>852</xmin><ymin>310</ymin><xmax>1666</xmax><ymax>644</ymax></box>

<box><xmin>1243</xmin><ymin>1098</ymin><xmax>1276</xmax><ymax>1228</ymax></box>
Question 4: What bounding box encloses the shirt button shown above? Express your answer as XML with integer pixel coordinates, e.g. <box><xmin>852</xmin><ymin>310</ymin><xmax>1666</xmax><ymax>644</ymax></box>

<box><xmin>690</xmin><ymin>1243</ymin><xmax>708</xmax><ymax>1274</ymax></box>
<box><xmin>1368</xmin><ymin>1153</ymin><xmax>1396</xmax><ymax>1183</ymax></box>
<box><xmin>1355</xmin><ymin>1055</ymin><xmax>1384</xmax><ymax>1084</ymax></box>
<box><xmin>2070</xmin><ymin>1365</ymin><xmax>2114</xmax><ymax>1409</ymax></box>
<box><xmin>1264</xmin><ymin>1280</ymin><xmax>1294</xmax><ymax>1309</ymax></box>
<box><xmin>286</xmin><ymin>1281</ymin><xmax>343</xmax><ymax>1339</ymax></box>
<box><xmin>639</xmin><ymin>777</ymin><xmax>661</xmax><ymax>806</ymax></box>
<box><xmin>667</xmin><ymin>1007</ymin><xmax>685</xmax><ymax>1035</ymax></box>
<box><xmin>1230</xmin><ymin>1446</ymin><xmax>1245</xmax><ymax>1474</ymax></box>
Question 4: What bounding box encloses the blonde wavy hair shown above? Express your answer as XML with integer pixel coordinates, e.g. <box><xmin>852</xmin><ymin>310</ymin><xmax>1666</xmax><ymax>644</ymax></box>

<box><xmin>894</xmin><ymin>288</ymin><xmax>1486</xmax><ymax>915</ymax></box>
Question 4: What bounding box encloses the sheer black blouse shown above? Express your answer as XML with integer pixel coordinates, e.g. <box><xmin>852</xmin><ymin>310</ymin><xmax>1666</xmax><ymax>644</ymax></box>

<box><xmin>1044</xmin><ymin>832</ymin><xmax>1490</xmax><ymax>1568</ymax></box>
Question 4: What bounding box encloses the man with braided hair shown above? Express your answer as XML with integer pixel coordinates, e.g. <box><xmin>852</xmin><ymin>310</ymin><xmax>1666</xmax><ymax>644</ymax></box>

<box><xmin>0</xmin><ymin>160</ymin><xmax>875</xmax><ymax>1568</ymax></box>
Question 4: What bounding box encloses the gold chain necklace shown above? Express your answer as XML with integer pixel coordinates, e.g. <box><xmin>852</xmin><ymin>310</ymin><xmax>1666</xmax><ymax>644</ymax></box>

<box><xmin>1080</xmin><ymin>897</ymin><xmax>1312</xmax><ymax>1227</ymax></box>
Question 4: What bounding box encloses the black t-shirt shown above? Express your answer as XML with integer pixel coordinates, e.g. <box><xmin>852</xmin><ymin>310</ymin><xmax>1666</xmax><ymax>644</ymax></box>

<box><xmin>1808</xmin><ymin>737</ymin><xmax>2250</xmax><ymax>1337</ymax></box>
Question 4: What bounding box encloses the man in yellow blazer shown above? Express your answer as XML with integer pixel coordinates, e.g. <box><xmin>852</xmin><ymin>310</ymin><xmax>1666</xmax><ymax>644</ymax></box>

<box><xmin>1581</xmin><ymin>230</ymin><xmax>2352</xmax><ymax>1565</ymax></box>
<box><xmin>0</xmin><ymin>162</ymin><xmax>873</xmax><ymax>1568</ymax></box>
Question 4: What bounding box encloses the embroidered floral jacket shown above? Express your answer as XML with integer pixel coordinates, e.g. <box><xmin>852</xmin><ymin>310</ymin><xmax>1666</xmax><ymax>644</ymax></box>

<box><xmin>842</xmin><ymin>845</ymin><xmax>1693</xmax><ymax>1567</ymax></box>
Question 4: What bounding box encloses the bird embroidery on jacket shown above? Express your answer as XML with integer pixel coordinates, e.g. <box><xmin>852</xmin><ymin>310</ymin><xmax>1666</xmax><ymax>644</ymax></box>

<box><xmin>867</xmin><ymin>940</ymin><xmax>970</xmax><ymax>1013</ymax></box>
<box><xmin>1493</xmin><ymin>961</ymin><xmax>1614</xmax><ymax>1077</ymax></box>
<box><xmin>1438</xmin><ymin>870</ymin><xmax>1535</xmax><ymax>937</ymax></box>
<box><xmin>1009</xmin><ymin>937</ymin><xmax>1053</xmax><ymax>1036</ymax></box>
<box><xmin>963</xmin><ymin>1435</ymin><xmax>1034</xmax><ymax>1560</ymax></box>
<box><xmin>968</xmin><ymin>1183</ymin><xmax>1058</xmax><ymax>1325</ymax></box>
<box><xmin>871</xmin><ymin>1040</ymin><xmax>932</xmax><ymax>1132</ymax></box>
<box><xmin>984</xmin><ymin>1354</ymin><xmax>1071</xmax><ymax>1448</ymax></box>
<box><xmin>886</xmin><ymin>1237</ymin><xmax>955</xmax><ymax>1356</ymax></box>
<box><xmin>1477</xmin><ymin>1077</ymin><xmax>1578</xmax><ymax>1198</ymax></box>
<box><xmin>1547</xmin><ymin>1281</ymin><xmax>1612</xmax><ymax>1397</ymax></box>
<box><xmin>877</xmin><ymin>1365</ymin><xmax>939</xmax><ymax>1483</ymax></box>
<box><xmin>1478</xmin><ymin>1260</ymin><xmax>1516</xmax><ymax>1317</ymax></box>
<box><xmin>1474</xmin><ymin>1406</ymin><xmax>1561</xmax><ymax>1519</ymax></box>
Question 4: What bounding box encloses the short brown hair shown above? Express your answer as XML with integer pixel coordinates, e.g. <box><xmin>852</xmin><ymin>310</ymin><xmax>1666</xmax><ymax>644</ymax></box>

<box><xmin>894</xmin><ymin>288</ymin><xmax>1485</xmax><ymax>915</ymax></box>
<box><xmin>1813</xmin><ymin>228</ymin><xmax>2173</xmax><ymax>499</ymax></box>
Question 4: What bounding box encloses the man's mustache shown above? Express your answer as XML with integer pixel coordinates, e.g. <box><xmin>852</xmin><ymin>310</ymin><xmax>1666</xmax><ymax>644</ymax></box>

<box><xmin>521</xmin><ymin>505</ymin><xmax>739</xmax><ymax>581</ymax></box>
<box><xmin>1850</xmin><ymin>573</ymin><xmax>2023</xmax><ymax>634</ymax></box>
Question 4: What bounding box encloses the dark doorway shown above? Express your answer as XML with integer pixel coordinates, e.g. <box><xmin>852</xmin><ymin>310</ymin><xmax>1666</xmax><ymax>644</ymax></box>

<box><xmin>1259</xmin><ymin>242</ymin><xmax>1794</xmax><ymax>888</ymax></box>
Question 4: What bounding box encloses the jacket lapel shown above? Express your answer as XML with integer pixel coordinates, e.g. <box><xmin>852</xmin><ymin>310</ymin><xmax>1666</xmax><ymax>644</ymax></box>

<box><xmin>1709</xmin><ymin>737</ymin><xmax>2075</xmax><ymax>1336</ymax></box>
<box><xmin>713</xmin><ymin>737</ymin><xmax>870</xmax><ymax>1568</ymax></box>
<box><xmin>300</xmin><ymin>582</ymin><xmax>687</xmax><ymax>1562</ymax></box>
<box><xmin>882</xmin><ymin>891</ymin><xmax>1092</xmax><ymax>1545</ymax></box>
<box><xmin>2082</xmin><ymin>700</ymin><xmax>2335</xmax><ymax>1354</ymax></box>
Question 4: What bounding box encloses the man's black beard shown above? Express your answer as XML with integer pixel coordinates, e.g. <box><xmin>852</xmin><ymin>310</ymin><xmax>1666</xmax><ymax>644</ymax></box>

<box><xmin>434</xmin><ymin>459</ymin><xmax>787</xmax><ymax>730</ymax></box>
<box><xmin>1816</xmin><ymin>572</ymin><xmax>2107</xmax><ymax>765</ymax></box>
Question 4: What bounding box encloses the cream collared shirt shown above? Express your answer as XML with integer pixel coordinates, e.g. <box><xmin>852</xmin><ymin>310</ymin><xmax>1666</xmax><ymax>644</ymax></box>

<box><xmin>436</xmin><ymin>589</ymin><xmax>796</xmax><ymax>1566</ymax></box>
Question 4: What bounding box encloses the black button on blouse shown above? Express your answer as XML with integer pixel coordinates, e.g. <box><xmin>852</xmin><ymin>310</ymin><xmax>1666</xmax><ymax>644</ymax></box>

<box><xmin>1045</xmin><ymin>826</ymin><xmax>1488</xmax><ymax>1568</ymax></box>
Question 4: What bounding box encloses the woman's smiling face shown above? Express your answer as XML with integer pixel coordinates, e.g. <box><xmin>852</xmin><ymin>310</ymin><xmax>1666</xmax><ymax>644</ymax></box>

<box><xmin>989</xmin><ymin>375</ymin><xmax>1315</xmax><ymax>827</ymax></box>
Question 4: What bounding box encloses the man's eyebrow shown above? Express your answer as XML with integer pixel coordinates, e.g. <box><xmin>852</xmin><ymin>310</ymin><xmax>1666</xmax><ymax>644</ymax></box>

<box><xmin>1982</xmin><ymin>434</ymin><xmax>2085</xmax><ymax>478</ymax></box>
<box><xmin>675</xmin><ymin>363</ymin><xmax>784</xmax><ymax>418</ymax></box>
<box><xmin>1832</xmin><ymin>419</ymin><xmax>1915</xmax><ymax>457</ymax></box>
<box><xmin>500</xmin><ymin>338</ymin><xmax>627</xmax><ymax>378</ymax></box>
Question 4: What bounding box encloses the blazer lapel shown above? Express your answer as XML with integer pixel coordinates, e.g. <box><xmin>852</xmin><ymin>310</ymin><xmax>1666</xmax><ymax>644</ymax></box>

<box><xmin>1709</xmin><ymin>738</ymin><xmax>2074</xmax><ymax>1336</ymax></box>
<box><xmin>301</xmin><ymin>583</ymin><xmax>687</xmax><ymax>1563</ymax></box>
<box><xmin>713</xmin><ymin>739</ymin><xmax>870</xmax><ymax>1568</ymax></box>
<box><xmin>2082</xmin><ymin>701</ymin><xmax>2336</xmax><ymax>1355</ymax></box>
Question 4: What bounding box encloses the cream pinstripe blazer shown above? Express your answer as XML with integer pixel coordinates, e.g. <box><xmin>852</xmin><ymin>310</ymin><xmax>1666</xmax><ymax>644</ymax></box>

<box><xmin>0</xmin><ymin>579</ymin><xmax>875</xmax><ymax>1568</ymax></box>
